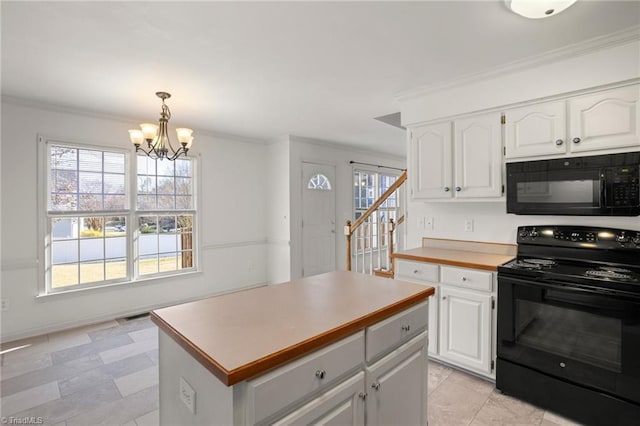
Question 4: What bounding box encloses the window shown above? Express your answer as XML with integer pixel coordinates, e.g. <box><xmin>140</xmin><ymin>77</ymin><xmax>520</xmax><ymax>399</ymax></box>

<box><xmin>353</xmin><ymin>169</ymin><xmax>399</xmax><ymax>251</ymax></box>
<box><xmin>307</xmin><ymin>173</ymin><xmax>332</xmax><ymax>190</ymax></box>
<box><xmin>43</xmin><ymin>139</ymin><xmax>197</xmax><ymax>293</ymax></box>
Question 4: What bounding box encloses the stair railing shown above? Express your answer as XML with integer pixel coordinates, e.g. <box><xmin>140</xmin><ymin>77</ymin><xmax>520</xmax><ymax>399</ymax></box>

<box><xmin>345</xmin><ymin>171</ymin><xmax>407</xmax><ymax>275</ymax></box>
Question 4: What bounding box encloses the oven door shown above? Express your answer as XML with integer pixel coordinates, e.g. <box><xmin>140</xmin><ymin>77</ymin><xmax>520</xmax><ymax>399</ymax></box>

<box><xmin>506</xmin><ymin>167</ymin><xmax>605</xmax><ymax>215</ymax></box>
<box><xmin>498</xmin><ymin>276</ymin><xmax>640</xmax><ymax>404</ymax></box>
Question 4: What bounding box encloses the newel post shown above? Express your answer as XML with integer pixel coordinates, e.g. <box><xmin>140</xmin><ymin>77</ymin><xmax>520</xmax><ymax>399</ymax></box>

<box><xmin>345</xmin><ymin>220</ymin><xmax>352</xmax><ymax>271</ymax></box>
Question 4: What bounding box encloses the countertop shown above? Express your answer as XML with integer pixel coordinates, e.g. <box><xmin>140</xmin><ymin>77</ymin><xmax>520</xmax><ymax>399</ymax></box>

<box><xmin>151</xmin><ymin>271</ymin><xmax>434</xmax><ymax>386</ymax></box>
<box><xmin>392</xmin><ymin>238</ymin><xmax>517</xmax><ymax>271</ymax></box>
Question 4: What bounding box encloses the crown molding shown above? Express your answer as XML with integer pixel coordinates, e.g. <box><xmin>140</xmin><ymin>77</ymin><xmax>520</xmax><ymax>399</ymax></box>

<box><xmin>1</xmin><ymin>95</ymin><xmax>269</xmax><ymax>146</ymax></box>
<box><xmin>288</xmin><ymin>135</ymin><xmax>406</xmax><ymax>163</ymax></box>
<box><xmin>396</xmin><ymin>25</ymin><xmax>640</xmax><ymax>102</ymax></box>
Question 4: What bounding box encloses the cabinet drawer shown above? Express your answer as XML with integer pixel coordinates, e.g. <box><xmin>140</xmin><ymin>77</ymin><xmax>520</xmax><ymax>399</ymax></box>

<box><xmin>441</xmin><ymin>266</ymin><xmax>493</xmax><ymax>292</ymax></box>
<box><xmin>247</xmin><ymin>331</ymin><xmax>364</xmax><ymax>424</ymax></box>
<box><xmin>365</xmin><ymin>301</ymin><xmax>428</xmax><ymax>363</ymax></box>
<box><xmin>395</xmin><ymin>260</ymin><xmax>439</xmax><ymax>283</ymax></box>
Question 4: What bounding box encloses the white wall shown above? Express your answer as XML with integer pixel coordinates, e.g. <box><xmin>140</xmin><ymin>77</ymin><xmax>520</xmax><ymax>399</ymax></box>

<box><xmin>1</xmin><ymin>100</ymin><xmax>269</xmax><ymax>341</ymax></box>
<box><xmin>399</xmin><ymin>35</ymin><xmax>640</xmax><ymax>250</ymax></box>
<box><xmin>266</xmin><ymin>138</ymin><xmax>291</xmax><ymax>284</ymax></box>
<box><xmin>288</xmin><ymin>136</ymin><xmax>406</xmax><ymax>280</ymax></box>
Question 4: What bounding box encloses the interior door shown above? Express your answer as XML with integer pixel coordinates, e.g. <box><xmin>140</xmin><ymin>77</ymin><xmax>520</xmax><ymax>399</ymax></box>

<box><xmin>302</xmin><ymin>162</ymin><xmax>336</xmax><ymax>277</ymax></box>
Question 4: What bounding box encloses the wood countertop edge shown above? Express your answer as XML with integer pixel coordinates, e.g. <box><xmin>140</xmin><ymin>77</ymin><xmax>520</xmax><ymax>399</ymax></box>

<box><xmin>151</xmin><ymin>287</ymin><xmax>434</xmax><ymax>387</ymax></box>
<box><xmin>391</xmin><ymin>252</ymin><xmax>506</xmax><ymax>271</ymax></box>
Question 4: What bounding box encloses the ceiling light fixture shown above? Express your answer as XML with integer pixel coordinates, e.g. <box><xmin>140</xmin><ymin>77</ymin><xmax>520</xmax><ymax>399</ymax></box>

<box><xmin>128</xmin><ymin>92</ymin><xmax>193</xmax><ymax>161</ymax></box>
<box><xmin>505</xmin><ymin>0</ymin><xmax>578</xmax><ymax>19</ymax></box>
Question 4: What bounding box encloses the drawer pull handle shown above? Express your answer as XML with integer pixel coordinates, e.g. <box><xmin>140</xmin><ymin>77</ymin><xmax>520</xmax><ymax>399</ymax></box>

<box><xmin>555</xmin><ymin>139</ymin><xmax>564</xmax><ymax>146</ymax></box>
<box><xmin>455</xmin><ymin>186</ymin><xmax>462</xmax><ymax>192</ymax></box>
<box><xmin>315</xmin><ymin>369</ymin><xmax>326</xmax><ymax>379</ymax></box>
<box><xmin>572</xmin><ymin>137</ymin><xmax>581</xmax><ymax>144</ymax></box>
<box><xmin>401</xmin><ymin>325</ymin><xmax>411</xmax><ymax>332</ymax></box>
<box><xmin>462</xmin><ymin>277</ymin><xmax>467</xmax><ymax>282</ymax></box>
<box><xmin>371</xmin><ymin>382</ymin><xmax>381</xmax><ymax>391</ymax></box>
<box><xmin>359</xmin><ymin>392</ymin><xmax>368</xmax><ymax>400</ymax></box>
<box><xmin>442</xmin><ymin>296</ymin><xmax>447</xmax><ymax>300</ymax></box>
<box><xmin>444</xmin><ymin>187</ymin><xmax>450</xmax><ymax>192</ymax></box>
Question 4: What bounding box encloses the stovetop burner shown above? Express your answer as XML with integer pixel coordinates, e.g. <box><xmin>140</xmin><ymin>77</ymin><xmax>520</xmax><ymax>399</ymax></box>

<box><xmin>585</xmin><ymin>266</ymin><xmax>636</xmax><ymax>281</ymax></box>
<box><xmin>509</xmin><ymin>258</ymin><xmax>558</xmax><ymax>270</ymax></box>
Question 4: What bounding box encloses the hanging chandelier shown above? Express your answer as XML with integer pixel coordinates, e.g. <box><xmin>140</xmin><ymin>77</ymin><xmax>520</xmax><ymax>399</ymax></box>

<box><xmin>128</xmin><ymin>92</ymin><xmax>193</xmax><ymax>161</ymax></box>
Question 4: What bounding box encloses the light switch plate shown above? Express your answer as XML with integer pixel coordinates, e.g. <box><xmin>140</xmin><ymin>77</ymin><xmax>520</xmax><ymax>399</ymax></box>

<box><xmin>180</xmin><ymin>377</ymin><xmax>196</xmax><ymax>414</ymax></box>
<box><xmin>464</xmin><ymin>219</ymin><xmax>474</xmax><ymax>232</ymax></box>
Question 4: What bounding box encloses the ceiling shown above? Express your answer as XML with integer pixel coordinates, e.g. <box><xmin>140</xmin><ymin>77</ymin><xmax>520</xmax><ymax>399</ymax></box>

<box><xmin>2</xmin><ymin>1</ymin><xmax>639</xmax><ymax>155</ymax></box>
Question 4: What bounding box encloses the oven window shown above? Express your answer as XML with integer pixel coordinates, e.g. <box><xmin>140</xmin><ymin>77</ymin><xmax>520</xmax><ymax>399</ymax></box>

<box><xmin>515</xmin><ymin>300</ymin><xmax>621</xmax><ymax>372</ymax></box>
<box><xmin>516</xmin><ymin>180</ymin><xmax>598</xmax><ymax>204</ymax></box>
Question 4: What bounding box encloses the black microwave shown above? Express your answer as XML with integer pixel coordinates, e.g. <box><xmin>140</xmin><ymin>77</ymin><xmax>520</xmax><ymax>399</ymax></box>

<box><xmin>506</xmin><ymin>152</ymin><xmax>640</xmax><ymax>216</ymax></box>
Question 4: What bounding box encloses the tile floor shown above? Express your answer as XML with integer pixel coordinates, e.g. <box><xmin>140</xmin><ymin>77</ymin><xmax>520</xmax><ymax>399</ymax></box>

<box><xmin>1</xmin><ymin>316</ymin><xmax>581</xmax><ymax>425</ymax></box>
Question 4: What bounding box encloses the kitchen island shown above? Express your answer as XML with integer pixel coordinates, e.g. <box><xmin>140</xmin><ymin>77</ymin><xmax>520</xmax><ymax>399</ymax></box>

<box><xmin>151</xmin><ymin>271</ymin><xmax>434</xmax><ymax>425</ymax></box>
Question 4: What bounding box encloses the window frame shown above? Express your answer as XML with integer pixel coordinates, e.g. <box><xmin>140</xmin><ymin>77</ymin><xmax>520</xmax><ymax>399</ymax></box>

<box><xmin>37</xmin><ymin>135</ymin><xmax>199</xmax><ymax>296</ymax></box>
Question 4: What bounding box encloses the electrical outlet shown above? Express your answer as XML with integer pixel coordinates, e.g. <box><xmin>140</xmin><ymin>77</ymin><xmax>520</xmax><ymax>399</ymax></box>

<box><xmin>464</xmin><ymin>219</ymin><xmax>474</xmax><ymax>232</ymax></box>
<box><xmin>1</xmin><ymin>299</ymin><xmax>8</xmax><ymax>312</ymax></box>
<box><xmin>180</xmin><ymin>377</ymin><xmax>196</xmax><ymax>414</ymax></box>
<box><xmin>417</xmin><ymin>216</ymin><xmax>425</xmax><ymax>229</ymax></box>
<box><xmin>425</xmin><ymin>217</ymin><xmax>434</xmax><ymax>231</ymax></box>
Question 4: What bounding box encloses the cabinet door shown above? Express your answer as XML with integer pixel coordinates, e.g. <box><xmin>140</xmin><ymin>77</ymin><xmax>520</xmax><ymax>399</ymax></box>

<box><xmin>569</xmin><ymin>85</ymin><xmax>640</xmax><ymax>153</ymax></box>
<box><xmin>410</xmin><ymin>122</ymin><xmax>453</xmax><ymax>199</ymax></box>
<box><xmin>439</xmin><ymin>287</ymin><xmax>492</xmax><ymax>374</ymax></box>
<box><xmin>454</xmin><ymin>112</ymin><xmax>503</xmax><ymax>198</ymax></box>
<box><xmin>504</xmin><ymin>100</ymin><xmax>567</xmax><ymax>159</ymax></box>
<box><xmin>271</xmin><ymin>372</ymin><xmax>365</xmax><ymax>426</ymax></box>
<box><xmin>366</xmin><ymin>332</ymin><xmax>427</xmax><ymax>426</ymax></box>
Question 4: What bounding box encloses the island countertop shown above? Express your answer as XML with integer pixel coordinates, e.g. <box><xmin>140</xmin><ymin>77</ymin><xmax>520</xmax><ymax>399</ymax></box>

<box><xmin>150</xmin><ymin>271</ymin><xmax>434</xmax><ymax>386</ymax></box>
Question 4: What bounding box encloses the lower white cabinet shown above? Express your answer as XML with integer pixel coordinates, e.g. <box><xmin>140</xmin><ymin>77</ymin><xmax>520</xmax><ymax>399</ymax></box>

<box><xmin>365</xmin><ymin>332</ymin><xmax>428</xmax><ymax>426</ymax></box>
<box><xmin>395</xmin><ymin>259</ymin><xmax>496</xmax><ymax>379</ymax></box>
<box><xmin>439</xmin><ymin>287</ymin><xmax>492</xmax><ymax>374</ymax></box>
<box><xmin>272</xmin><ymin>372</ymin><xmax>365</xmax><ymax>426</ymax></box>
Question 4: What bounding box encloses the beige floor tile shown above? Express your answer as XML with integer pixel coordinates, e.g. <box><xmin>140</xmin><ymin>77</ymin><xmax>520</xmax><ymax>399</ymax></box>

<box><xmin>469</xmin><ymin>389</ymin><xmax>545</xmax><ymax>426</ymax></box>
<box><xmin>1</xmin><ymin>381</ymin><xmax>61</xmax><ymax>416</ymax></box>
<box><xmin>135</xmin><ymin>408</ymin><xmax>159</xmax><ymax>425</ymax></box>
<box><xmin>428</xmin><ymin>370</ymin><xmax>494</xmax><ymax>426</ymax></box>
<box><xmin>114</xmin><ymin>366</ymin><xmax>158</xmax><ymax>397</ymax></box>
<box><xmin>99</xmin><ymin>339</ymin><xmax>158</xmax><ymax>365</ymax></box>
<box><xmin>1</xmin><ymin>350</ymin><xmax>53</xmax><ymax>381</ymax></box>
<box><xmin>428</xmin><ymin>361</ymin><xmax>454</xmax><ymax>395</ymax></box>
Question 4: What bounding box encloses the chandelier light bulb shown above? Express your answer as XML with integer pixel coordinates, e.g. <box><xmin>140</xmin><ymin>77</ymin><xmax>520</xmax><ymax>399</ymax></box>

<box><xmin>128</xmin><ymin>129</ymin><xmax>144</xmax><ymax>146</ymax></box>
<box><xmin>176</xmin><ymin>128</ymin><xmax>194</xmax><ymax>144</ymax></box>
<box><xmin>140</xmin><ymin>123</ymin><xmax>159</xmax><ymax>141</ymax></box>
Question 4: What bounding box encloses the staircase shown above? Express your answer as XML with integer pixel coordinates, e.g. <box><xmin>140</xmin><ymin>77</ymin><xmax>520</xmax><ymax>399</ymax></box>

<box><xmin>345</xmin><ymin>171</ymin><xmax>406</xmax><ymax>278</ymax></box>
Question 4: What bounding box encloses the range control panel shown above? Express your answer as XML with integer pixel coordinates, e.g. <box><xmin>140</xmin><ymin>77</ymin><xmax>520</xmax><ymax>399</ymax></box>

<box><xmin>517</xmin><ymin>226</ymin><xmax>640</xmax><ymax>249</ymax></box>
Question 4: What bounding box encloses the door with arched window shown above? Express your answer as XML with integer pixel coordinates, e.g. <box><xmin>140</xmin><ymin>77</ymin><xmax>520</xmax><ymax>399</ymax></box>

<box><xmin>302</xmin><ymin>162</ymin><xmax>336</xmax><ymax>277</ymax></box>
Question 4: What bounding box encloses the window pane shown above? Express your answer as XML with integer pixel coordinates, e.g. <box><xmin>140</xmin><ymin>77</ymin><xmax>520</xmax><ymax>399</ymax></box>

<box><xmin>176</xmin><ymin>196</ymin><xmax>192</xmax><ymax>210</ymax></box>
<box><xmin>137</xmin><ymin>195</ymin><xmax>156</xmax><ymax>210</ymax></box>
<box><xmin>159</xmin><ymin>216</ymin><xmax>176</xmax><ymax>233</ymax></box>
<box><xmin>80</xmin><ymin>217</ymin><xmax>104</xmax><ymax>238</ymax></box>
<box><xmin>80</xmin><ymin>239</ymin><xmax>103</xmax><ymax>261</ymax></box>
<box><xmin>104</xmin><ymin>195</ymin><xmax>126</xmax><ymax>210</ymax></box>
<box><xmin>104</xmin><ymin>173</ymin><xmax>124</xmax><ymax>194</ymax></box>
<box><xmin>106</xmin><ymin>258</ymin><xmax>126</xmax><ymax>280</ymax></box>
<box><xmin>157</xmin><ymin>177</ymin><xmax>175</xmax><ymax>195</ymax></box>
<box><xmin>52</xmin><ymin>264</ymin><xmax>78</xmax><ymax>288</ymax></box>
<box><xmin>52</xmin><ymin>218</ymin><xmax>77</xmax><ymax>240</ymax></box>
<box><xmin>104</xmin><ymin>152</ymin><xmax>125</xmax><ymax>174</ymax></box>
<box><xmin>80</xmin><ymin>261</ymin><xmax>104</xmax><ymax>283</ymax></box>
<box><xmin>139</xmin><ymin>255</ymin><xmax>159</xmax><ymax>275</ymax></box>
<box><xmin>105</xmin><ymin>236</ymin><xmax>126</xmax><ymax>259</ymax></box>
<box><xmin>157</xmin><ymin>160</ymin><xmax>174</xmax><ymax>177</ymax></box>
<box><xmin>79</xmin><ymin>150</ymin><xmax>102</xmax><ymax>172</ymax></box>
<box><xmin>175</xmin><ymin>178</ymin><xmax>191</xmax><ymax>195</ymax></box>
<box><xmin>79</xmin><ymin>172</ymin><xmax>102</xmax><ymax>193</ymax></box>
<box><xmin>175</xmin><ymin>159</ymin><xmax>192</xmax><ymax>177</ymax></box>
<box><xmin>79</xmin><ymin>194</ymin><xmax>102</xmax><ymax>210</ymax></box>
<box><xmin>138</xmin><ymin>176</ymin><xmax>156</xmax><ymax>194</ymax></box>
<box><xmin>159</xmin><ymin>253</ymin><xmax>177</xmax><ymax>272</ymax></box>
<box><xmin>157</xmin><ymin>195</ymin><xmax>175</xmax><ymax>210</ymax></box>
<box><xmin>177</xmin><ymin>215</ymin><xmax>193</xmax><ymax>232</ymax></box>
<box><xmin>159</xmin><ymin>234</ymin><xmax>177</xmax><ymax>253</ymax></box>
<box><xmin>180</xmin><ymin>250</ymin><xmax>193</xmax><ymax>269</ymax></box>
<box><xmin>53</xmin><ymin>170</ymin><xmax>78</xmax><ymax>193</ymax></box>
<box><xmin>51</xmin><ymin>194</ymin><xmax>78</xmax><ymax>211</ymax></box>
<box><xmin>52</xmin><ymin>240</ymin><xmax>78</xmax><ymax>263</ymax></box>
<box><xmin>51</xmin><ymin>147</ymin><xmax>77</xmax><ymax>170</ymax></box>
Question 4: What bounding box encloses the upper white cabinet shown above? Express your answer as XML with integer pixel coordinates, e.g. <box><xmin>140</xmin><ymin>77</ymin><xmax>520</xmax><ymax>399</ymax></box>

<box><xmin>569</xmin><ymin>85</ymin><xmax>640</xmax><ymax>153</ymax></box>
<box><xmin>504</xmin><ymin>100</ymin><xmax>566</xmax><ymax>159</ymax></box>
<box><xmin>410</xmin><ymin>112</ymin><xmax>502</xmax><ymax>201</ymax></box>
<box><xmin>505</xmin><ymin>84</ymin><xmax>640</xmax><ymax>159</ymax></box>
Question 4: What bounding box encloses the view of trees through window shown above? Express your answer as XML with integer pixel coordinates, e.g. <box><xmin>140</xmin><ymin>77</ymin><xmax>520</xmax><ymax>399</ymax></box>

<box><xmin>353</xmin><ymin>169</ymin><xmax>399</xmax><ymax>251</ymax></box>
<box><xmin>46</xmin><ymin>143</ymin><xmax>196</xmax><ymax>291</ymax></box>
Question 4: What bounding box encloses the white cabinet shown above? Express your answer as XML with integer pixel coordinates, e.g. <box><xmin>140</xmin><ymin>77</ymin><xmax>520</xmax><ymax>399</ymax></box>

<box><xmin>272</xmin><ymin>372</ymin><xmax>365</xmax><ymax>426</ymax></box>
<box><xmin>410</xmin><ymin>112</ymin><xmax>502</xmax><ymax>201</ymax></box>
<box><xmin>365</xmin><ymin>332</ymin><xmax>428</xmax><ymax>426</ymax></box>
<box><xmin>569</xmin><ymin>85</ymin><xmax>640</xmax><ymax>153</ymax></box>
<box><xmin>438</xmin><ymin>286</ymin><xmax>492</xmax><ymax>375</ymax></box>
<box><xmin>504</xmin><ymin>100</ymin><xmax>566</xmax><ymax>159</ymax></box>
<box><xmin>505</xmin><ymin>84</ymin><xmax>640</xmax><ymax>160</ymax></box>
<box><xmin>395</xmin><ymin>259</ymin><xmax>496</xmax><ymax>378</ymax></box>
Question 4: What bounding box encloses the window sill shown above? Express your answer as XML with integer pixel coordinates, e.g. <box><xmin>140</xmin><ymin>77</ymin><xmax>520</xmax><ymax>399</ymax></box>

<box><xmin>35</xmin><ymin>269</ymin><xmax>202</xmax><ymax>300</ymax></box>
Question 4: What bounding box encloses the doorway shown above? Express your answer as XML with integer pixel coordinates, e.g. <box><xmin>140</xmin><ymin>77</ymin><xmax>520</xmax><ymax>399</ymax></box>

<box><xmin>301</xmin><ymin>162</ymin><xmax>336</xmax><ymax>277</ymax></box>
